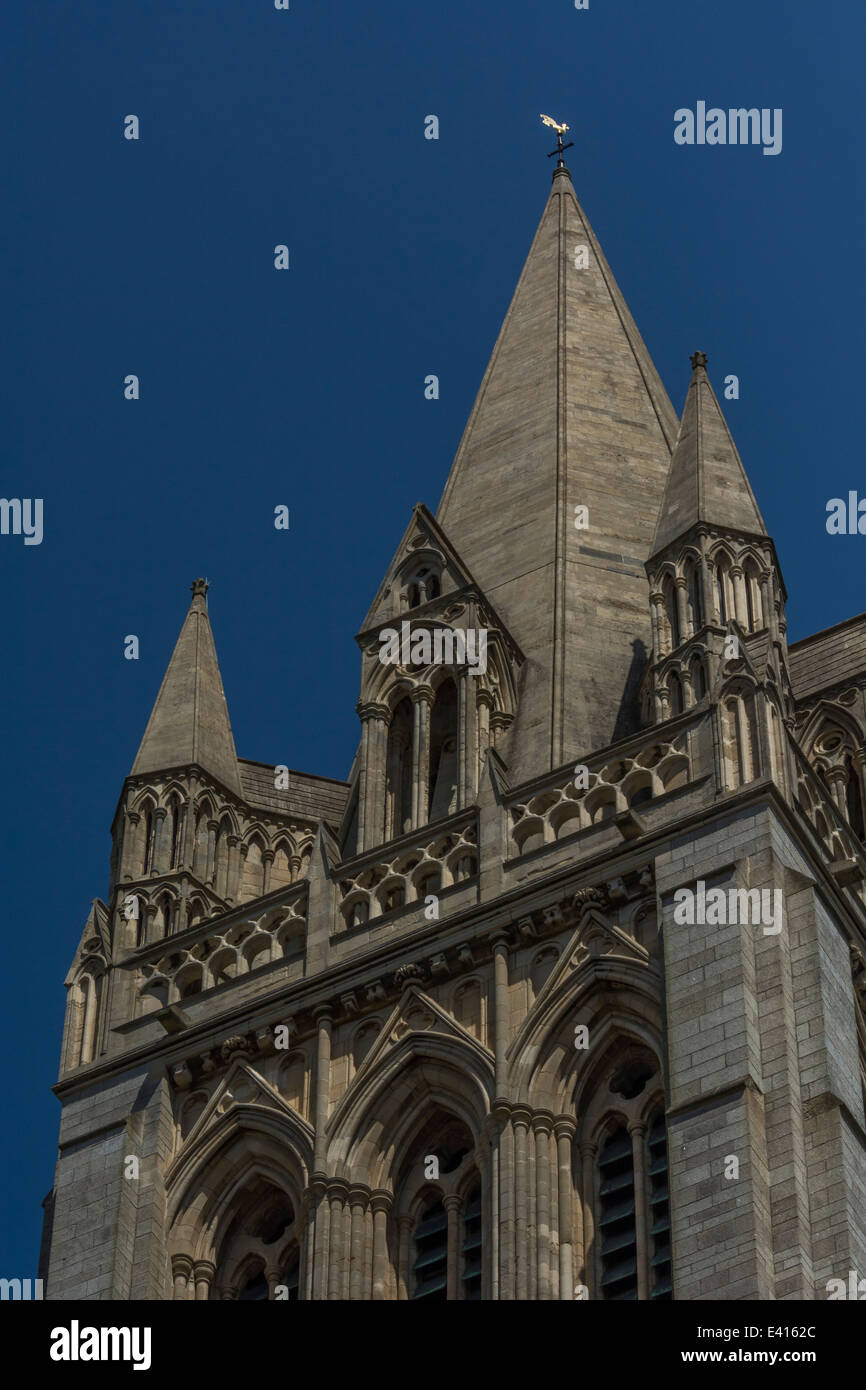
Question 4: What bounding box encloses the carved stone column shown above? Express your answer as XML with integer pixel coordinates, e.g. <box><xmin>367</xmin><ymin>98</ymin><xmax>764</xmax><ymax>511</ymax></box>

<box><xmin>477</xmin><ymin>689</ymin><xmax>493</xmax><ymax>785</ymax></box>
<box><xmin>494</xmin><ymin>1104</ymin><xmax>515</xmax><ymax>1300</ymax></box>
<box><xmin>649</xmin><ymin>592</ymin><xmax>665</xmax><ymax>657</ymax></box>
<box><xmin>534</xmin><ymin>1115</ymin><xmax>553</xmax><ymax>1299</ymax></box>
<box><xmin>492</xmin><ymin>935</ymin><xmax>510</xmax><ymax>1097</ymax></box>
<box><xmin>731</xmin><ymin>565</ymin><xmax>747</xmax><ymax>628</ymax></box>
<box><xmin>370</xmin><ymin>1191</ymin><xmax>392</xmax><ymax>1300</ymax></box>
<box><xmin>349</xmin><ymin>1188</ymin><xmax>369</xmax><ymax>1300</ymax></box>
<box><xmin>675</xmin><ymin>576</ymin><xmax>689</xmax><ymax>644</ymax></box>
<box><xmin>310</xmin><ymin>1178</ymin><xmax>330</xmax><ymax>1301</ymax></box>
<box><xmin>327</xmin><ymin>1181</ymin><xmax>349</xmax><ymax>1300</ymax></box>
<box><xmin>579</xmin><ymin>1141</ymin><xmax>597</xmax><ymax>1297</ymax></box>
<box><xmin>513</xmin><ymin>1107</ymin><xmax>532</xmax><ymax>1300</ymax></box>
<box><xmin>193</xmin><ymin>1260</ymin><xmax>215</xmax><ymax>1301</ymax></box>
<box><xmin>171</xmin><ymin>1254</ymin><xmax>193</xmax><ymax>1300</ymax></box>
<box><xmin>356</xmin><ymin>701</ymin><xmax>390</xmax><ymax>851</ymax></box>
<box><xmin>206</xmin><ymin>821</ymin><xmax>217</xmax><ymax>884</ymax></box>
<box><xmin>262</xmin><ymin>849</ymin><xmax>273</xmax><ymax>896</ymax></box>
<box><xmin>313</xmin><ymin>1007</ymin><xmax>332</xmax><ymax>1172</ymax></box>
<box><xmin>226</xmin><ymin>835</ymin><xmax>241</xmax><ymax>902</ymax></box>
<box><xmin>410</xmin><ymin>687</ymin><xmax>433</xmax><ymax>829</ymax></box>
<box><xmin>555</xmin><ymin>1118</ymin><xmax>576</xmax><ymax>1299</ymax></box>
<box><xmin>121</xmin><ymin>810</ymin><xmax>139</xmax><ymax>881</ymax></box>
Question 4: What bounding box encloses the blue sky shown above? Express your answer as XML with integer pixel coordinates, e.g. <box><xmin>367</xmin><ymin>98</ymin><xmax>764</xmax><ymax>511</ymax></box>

<box><xmin>1</xmin><ymin>0</ymin><xmax>863</xmax><ymax>1273</ymax></box>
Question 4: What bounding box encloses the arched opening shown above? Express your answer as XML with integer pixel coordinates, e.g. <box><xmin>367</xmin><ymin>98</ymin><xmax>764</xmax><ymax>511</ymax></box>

<box><xmin>214</xmin><ymin>817</ymin><xmax>232</xmax><ymax>897</ymax></box>
<box><xmin>396</xmin><ymin>1111</ymin><xmax>481</xmax><ymax>1301</ymax></box>
<box><xmin>662</xmin><ymin>575</ymin><xmax>680</xmax><ymax>651</ymax></box>
<box><xmin>167</xmin><ymin>796</ymin><xmax>183</xmax><ymax>870</ymax></box>
<box><xmin>714</xmin><ymin>554</ymin><xmax>731</xmax><ymax>625</ymax></box>
<box><xmin>213</xmin><ymin>1181</ymin><xmax>300</xmax><ymax>1301</ymax></box>
<box><xmin>406</xmin><ymin>566</ymin><xmax>441</xmax><ymax>609</ymax></box>
<box><xmin>668</xmin><ymin>672</ymin><xmax>684</xmax><ymax>717</ymax></box>
<box><xmin>690</xmin><ymin>657</ymin><xmax>707</xmax><ymax>702</ymax></box>
<box><xmin>386</xmin><ymin>697</ymin><xmax>414</xmax><ymax>839</ymax></box>
<box><xmin>142</xmin><ymin>808</ymin><xmax>155</xmax><ymax>874</ymax></box>
<box><xmin>598</xmin><ymin>1126</ymin><xmax>637</xmax><ymax>1300</ymax></box>
<box><xmin>428</xmin><ymin>680</ymin><xmax>459</xmax><ymax>822</ymax></box>
<box><xmin>743</xmin><ymin>561</ymin><xmax>763</xmax><ymax>631</ymax></box>
<box><xmin>684</xmin><ymin>558</ymin><xmax>703</xmax><ymax>635</ymax></box>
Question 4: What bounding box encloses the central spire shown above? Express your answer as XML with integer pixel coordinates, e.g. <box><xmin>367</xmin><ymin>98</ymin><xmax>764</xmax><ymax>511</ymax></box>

<box><xmin>436</xmin><ymin>170</ymin><xmax>678</xmax><ymax>777</ymax></box>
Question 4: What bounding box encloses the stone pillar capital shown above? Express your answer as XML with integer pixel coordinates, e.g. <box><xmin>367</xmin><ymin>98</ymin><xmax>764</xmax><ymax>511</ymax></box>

<box><xmin>369</xmin><ymin>1189</ymin><xmax>393</xmax><ymax>1216</ymax></box>
<box><xmin>554</xmin><ymin>1116</ymin><xmax>577</xmax><ymax>1141</ymax></box>
<box><xmin>532</xmin><ymin>1110</ymin><xmax>555</xmax><ymax>1137</ymax></box>
<box><xmin>357</xmin><ymin>700</ymin><xmax>391</xmax><ymax>723</ymax></box>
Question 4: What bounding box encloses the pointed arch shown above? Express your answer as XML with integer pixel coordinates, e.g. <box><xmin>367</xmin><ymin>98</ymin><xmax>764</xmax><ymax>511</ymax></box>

<box><xmin>326</xmin><ymin>1032</ymin><xmax>493</xmax><ymax>1188</ymax></box>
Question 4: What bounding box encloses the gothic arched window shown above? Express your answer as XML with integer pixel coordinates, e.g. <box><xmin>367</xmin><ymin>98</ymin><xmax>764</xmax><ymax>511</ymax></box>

<box><xmin>714</xmin><ymin>554</ymin><xmax>731</xmax><ymax>624</ymax></box>
<box><xmin>690</xmin><ymin>657</ymin><xmax>707</xmax><ymax>702</ymax></box>
<box><xmin>406</xmin><ymin>566</ymin><xmax>441</xmax><ymax>609</ymax></box>
<box><xmin>743</xmin><ymin>560</ymin><xmax>763</xmax><ymax>632</ymax></box>
<box><xmin>668</xmin><ymin>672</ymin><xmax>684</xmax><ymax>716</ymax></box>
<box><xmin>386</xmin><ymin>697</ymin><xmax>414</xmax><ymax>839</ymax></box>
<box><xmin>143</xmin><ymin>808</ymin><xmax>154</xmax><ymax>874</ymax></box>
<box><xmin>662</xmin><ymin>575</ymin><xmax>680</xmax><ymax>651</ymax></box>
<box><xmin>412</xmin><ymin>1196</ymin><xmax>448</xmax><ymax>1300</ymax></box>
<box><xmin>212</xmin><ymin>1184</ymin><xmax>301</xmax><ymax>1301</ymax></box>
<box><xmin>684</xmin><ymin>557</ymin><xmax>703</xmax><ymax>635</ymax></box>
<box><xmin>400</xmin><ymin>1114</ymin><xmax>481</xmax><ymax>1300</ymax></box>
<box><xmin>167</xmin><ymin>796</ymin><xmax>182</xmax><ymax>870</ymax></box>
<box><xmin>598</xmin><ymin>1127</ymin><xmax>638</xmax><ymax>1300</ymax></box>
<box><xmin>429</xmin><ymin>680</ymin><xmax>459</xmax><ymax>821</ymax></box>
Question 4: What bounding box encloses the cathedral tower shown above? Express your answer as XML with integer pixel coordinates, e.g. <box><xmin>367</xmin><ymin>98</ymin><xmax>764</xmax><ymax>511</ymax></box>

<box><xmin>42</xmin><ymin>166</ymin><xmax>866</xmax><ymax>1302</ymax></box>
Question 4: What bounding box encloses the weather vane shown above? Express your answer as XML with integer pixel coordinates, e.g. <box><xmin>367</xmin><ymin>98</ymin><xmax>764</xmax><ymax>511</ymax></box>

<box><xmin>540</xmin><ymin>114</ymin><xmax>574</xmax><ymax>166</ymax></box>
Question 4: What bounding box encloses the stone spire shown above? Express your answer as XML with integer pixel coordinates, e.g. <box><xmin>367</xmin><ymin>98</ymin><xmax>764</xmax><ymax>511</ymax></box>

<box><xmin>436</xmin><ymin>166</ymin><xmax>679</xmax><ymax>775</ymax></box>
<box><xmin>650</xmin><ymin>351</ymin><xmax>766</xmax><ymax>558</ymax></box>
<box><xmin>131</xmin><ymin>578</ymin><xmax>242</xmax><ymax>795</ymax></box>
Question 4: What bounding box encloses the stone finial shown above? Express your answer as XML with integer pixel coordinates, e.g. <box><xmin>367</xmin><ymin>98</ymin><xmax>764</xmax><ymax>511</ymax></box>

<box><xmin>191</xmin><ymin>577</ymin><xmax>209</xmax><ymax>599</ymax></box>
<box><xmin>689</xmin><ymin>350</ymin><xmax>708</xmax><ymax>371</ymax></box>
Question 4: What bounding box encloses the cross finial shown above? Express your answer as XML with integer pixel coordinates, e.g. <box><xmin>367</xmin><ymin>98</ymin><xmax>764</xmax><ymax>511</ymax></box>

<box><xmin>690</xmin><ymin>350</ymin><xmax>708</xmax><ymax>372</ymax></box>
<box><xmin>540</xmin><ymin>114</ymin><xmax>574</xmax><ymax>167</ymax></box>
<box><xmin>190</xmin><ymin>577</ymin><xmax>210</xmax><ymax>599</ymax></box>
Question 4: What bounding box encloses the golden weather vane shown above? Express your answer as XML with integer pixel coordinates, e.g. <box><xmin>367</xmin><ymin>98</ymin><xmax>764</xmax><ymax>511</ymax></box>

<box><xmin>540</xmin><ymin>114</ymin><xmax>574</xmax><ymax>166</ymax></box>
